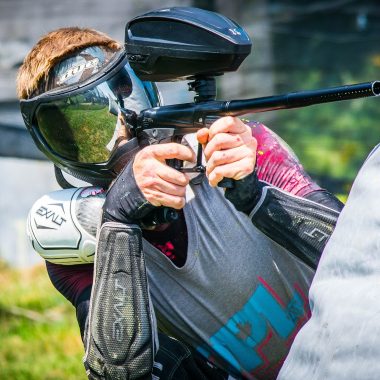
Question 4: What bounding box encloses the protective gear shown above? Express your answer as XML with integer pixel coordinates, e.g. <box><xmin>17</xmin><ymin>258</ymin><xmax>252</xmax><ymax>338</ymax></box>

<box><xmin>303</xmin><ymin>188</ymin><xmax>344</xmax><ymax>213</ymax></box>
<box><xmin>46</xmin><ymin>46</ymin><xmax>116</xmax><ymax>91</ymax></box>
<box><xmin>27</xmin><ymin>187</ymin><xmax>104</xmax><ymax>264</ymax></box>
<box><xmin>20</xmin><ymin>48</ymin><xmax>160</xmax><ymax>186</ymax></box>
<box><xmin>249</xmin><ymin>186</ymin><xmax>340</xmax><ymax>269</ymax></box>
<box><xmin>83</xmin><ymin>222</ymin><xmax>157</xmax><ymax>380</ymax></box>
<box><xmin>27</xmin><ymin>182</ymin><xmax>177</xmax><ymax>265</ymax></box>
<box><xmin>225</xmin><ymin>166</ymin><xmax>341</xmax><ymax>269</ymax></box>
<box><xmin>224</xmin><ymin>170</ymin><xmax>261</xmax><ymax>214</ymax></box>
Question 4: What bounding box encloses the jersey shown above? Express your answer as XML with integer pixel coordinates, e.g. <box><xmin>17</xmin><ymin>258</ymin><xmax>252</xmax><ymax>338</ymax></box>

<box><xmin>42</xmin><ymin>122</ymin><xmax>322</xmax><ymax>378</ymax></box>
<box><xmin>143</xmin><ymin>174</ymin><xmax>314</xmax><ymax>379</ymax></box>
<box><xmin>251</xmin><ymin>121</ymin><xmax>320</xmax><ymax>197</ymax></box>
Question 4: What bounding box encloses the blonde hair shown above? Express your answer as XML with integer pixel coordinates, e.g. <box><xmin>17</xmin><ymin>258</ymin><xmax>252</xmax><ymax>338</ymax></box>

<box><xmin>17</xmin><ymin>27</ymin><xmax>121</xmax><ymax>99</ymax></box>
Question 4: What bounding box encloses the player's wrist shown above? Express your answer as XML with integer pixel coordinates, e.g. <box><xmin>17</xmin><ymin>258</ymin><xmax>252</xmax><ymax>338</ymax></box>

<box><xmin>224</xmin><ymin>169</ymin><xmax>266</xmax><ymax>214</ymax></box>
<box><xmin>102</xmin><ymin>160</ymin><xmax>156</xmax><ymax>224</ymax></box>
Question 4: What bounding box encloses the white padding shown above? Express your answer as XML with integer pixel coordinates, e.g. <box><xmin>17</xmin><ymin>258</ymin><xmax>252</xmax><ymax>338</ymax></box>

<box><xmin>27</xmin><ymin>187</ymin><xmax>105</xmax><ymax>264</ymax></box>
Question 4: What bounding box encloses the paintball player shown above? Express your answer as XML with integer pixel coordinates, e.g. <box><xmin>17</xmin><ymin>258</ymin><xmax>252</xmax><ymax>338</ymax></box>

<box><xmin>19</xmin><ymin>26</ymin><xmax>343</xmax><ymax>380</ymax></box>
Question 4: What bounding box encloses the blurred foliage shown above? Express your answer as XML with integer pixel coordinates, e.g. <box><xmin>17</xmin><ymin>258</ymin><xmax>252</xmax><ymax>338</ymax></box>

<box><xmin>275</xmin><ymin>61</ymin><xmax>379</xmax><ymax>194</ymax></box>
<box><xmin>0</xmin><ymin>262</ymin><xmax>86</xmax><ymax>380</ymax></box>
<box><xmin>269</xmin><ymin>13</ymin><xmax>380</xmax><ymax>196</ymax></box>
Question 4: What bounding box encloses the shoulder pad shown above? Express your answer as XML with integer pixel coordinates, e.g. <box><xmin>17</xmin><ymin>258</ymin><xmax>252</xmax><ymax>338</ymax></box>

<box><xmin>27</xmin><ymin>187</ymin><xmax>105</xmax><ymax>265</ymax></box>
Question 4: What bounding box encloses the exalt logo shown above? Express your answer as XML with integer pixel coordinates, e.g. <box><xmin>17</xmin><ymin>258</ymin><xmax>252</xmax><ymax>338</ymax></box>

<box><xmin>113</xmin><ymin>277</ymin><xmax>128</xmax><ymax>342</ymax></box>
<box><xmin>35</xmin><ymin>203</ymin><xmax>67</xmax><ymax>229</ymax></box>
<box><xmin>304</xmin><ymin>227</ymin><xmax>329</xmax><ymax>243</ymax></box>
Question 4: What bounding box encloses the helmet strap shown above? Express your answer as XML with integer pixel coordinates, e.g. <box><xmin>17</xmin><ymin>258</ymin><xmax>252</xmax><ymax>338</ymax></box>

<box><xmin>54</xmin><ymin>165</ymin><xmax>75</xmax><ymax>189</ymax></box>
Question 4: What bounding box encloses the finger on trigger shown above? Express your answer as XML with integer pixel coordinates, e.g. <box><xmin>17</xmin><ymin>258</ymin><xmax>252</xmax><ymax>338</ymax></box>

<box><xmin>196</xmin><ymin>128</ymin><xmax>210</xmax><ymax>145</ymax></box>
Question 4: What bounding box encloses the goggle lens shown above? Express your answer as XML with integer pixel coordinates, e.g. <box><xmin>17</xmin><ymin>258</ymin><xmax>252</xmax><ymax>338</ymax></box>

<box><xmin>32</xmin><ymin>63</ymin><xmax>158</xmax><ymax>164</ymax></box>
<box><xmin>36</xmin><ymin>93</ymin><xmax>117</xmax><ymax>163</ymax></box>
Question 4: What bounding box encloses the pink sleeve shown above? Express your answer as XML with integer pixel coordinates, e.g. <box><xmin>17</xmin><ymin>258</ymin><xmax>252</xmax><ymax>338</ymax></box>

<box><xmin>250</xmin><ymin>121</ymin><xmax>321</xmax><ymax>197</ymax></box>
<box><xmin>46</xmin><ymin>261</ymin><xmax>93</xmax><ymax>306</ymax></box>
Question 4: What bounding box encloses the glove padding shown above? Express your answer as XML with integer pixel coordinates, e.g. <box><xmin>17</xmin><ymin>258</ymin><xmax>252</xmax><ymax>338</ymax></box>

<box><xmin>224</xmin><ymin>171</ymin><xmax>264</xmax><ymax>214</ymax></box>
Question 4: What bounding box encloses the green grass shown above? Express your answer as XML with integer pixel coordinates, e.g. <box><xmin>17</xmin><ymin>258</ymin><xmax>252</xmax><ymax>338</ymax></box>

<box><xmin>0</xmin><ymin>261</ymin><xmax>86</xmax><ymax>380</ymax></box>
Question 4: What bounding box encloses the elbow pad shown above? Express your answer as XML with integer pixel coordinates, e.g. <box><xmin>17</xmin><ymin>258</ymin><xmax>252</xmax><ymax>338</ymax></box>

<box><xmin>250</xmin><ymin>186</ymin><xmax>340</xmax><ymax>269</ymax></box>
<box><xmin>27</xmin><ymin>187</ymin><xmax>105</xmax><ymax>265</ymax></box>
<box><xmin>84</xmin><ymin>222</ymin><xmax>157</xmax><ymax>379</ymax></box>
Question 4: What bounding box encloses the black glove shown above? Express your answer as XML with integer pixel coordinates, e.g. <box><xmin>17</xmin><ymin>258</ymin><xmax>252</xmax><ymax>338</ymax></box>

<box><xmin>103</xmin><ymin>161</ymin><xmax>179</xmax><ymax>227</ymax></box>
<box><xmin>224</xmin><ymin>170</ymin><xmax>266</xmax><ymax>214</ymax></box>
<box><xmin>102</xmin><ymin>160</ymin><xmax>156</xmax><ymax>224</ymax></box>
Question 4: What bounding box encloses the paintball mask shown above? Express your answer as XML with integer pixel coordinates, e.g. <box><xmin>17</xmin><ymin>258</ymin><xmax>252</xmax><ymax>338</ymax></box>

<box><xmin>20</xmin><ymin>46</ymin><xmax>160</xmax><ymax>186</ymax></box>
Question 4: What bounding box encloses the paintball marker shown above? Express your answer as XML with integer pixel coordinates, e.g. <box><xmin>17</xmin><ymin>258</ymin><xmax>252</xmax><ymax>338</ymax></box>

<box><xmin>122</xmin><ymin>6</ymin><xmax>379</xmax><ymax>225</ymax></box>
<box><xmin>124</xmin><ymin>6</ymin><xmax>379</xmax><ymax>186</ymax></box>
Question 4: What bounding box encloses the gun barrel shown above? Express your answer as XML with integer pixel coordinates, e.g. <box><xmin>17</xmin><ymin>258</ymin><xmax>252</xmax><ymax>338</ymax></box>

<box><xmin>137</xmin><ymin>81</ymin><xmax>380</xmax><ymax>134</ymax></box>
<box><xmin>224</xmin><ymin>81</ymin><xmax>380</xmax><ymax>116</ymax></box>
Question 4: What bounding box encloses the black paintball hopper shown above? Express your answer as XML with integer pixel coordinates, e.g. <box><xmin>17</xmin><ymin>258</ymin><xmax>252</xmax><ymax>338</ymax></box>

<box><xmin>125</xmin><ymin>7</ymin><xmax>252</xmax><ymax>81</ymax></box>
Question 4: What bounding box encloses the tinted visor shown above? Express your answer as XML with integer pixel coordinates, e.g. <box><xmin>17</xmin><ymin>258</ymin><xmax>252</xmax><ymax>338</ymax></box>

<box><xmin>31</xmin><ymin>60</ymin><xmax>158</xmax><ymax>164</ymax></box>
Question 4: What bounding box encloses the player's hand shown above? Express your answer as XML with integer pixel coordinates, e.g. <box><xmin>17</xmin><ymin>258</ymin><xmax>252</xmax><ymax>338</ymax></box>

<box><xmin>196</xmin><ymin>116</ymin><xmax>257</xmax><ymax>187</ymax></box>
<box><xmin>133</xmin><ymin>143</ymin><xmax>196</xmax><ymax>209</ymax></box>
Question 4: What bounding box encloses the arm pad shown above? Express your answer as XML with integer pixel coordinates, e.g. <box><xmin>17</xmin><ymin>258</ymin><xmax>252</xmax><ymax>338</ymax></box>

<box><xmin>250</xmin><ymin>186</ymin><xmax>340</xmax><ymax>269</ymax></box>
<box><xmin>84</xmin><ymin>222</ymin><xmax>157</xmax><ymax>379</ymax></box>
<box><xmin>27</xmin><ymin>187</ymin><xmax>104</xmax><ymax>264</ymax></box>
